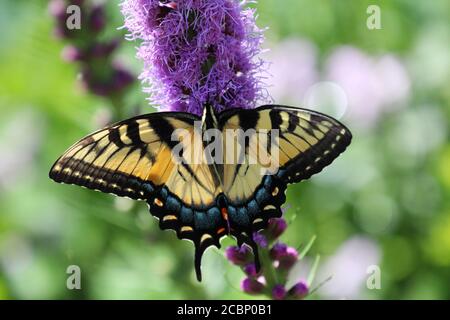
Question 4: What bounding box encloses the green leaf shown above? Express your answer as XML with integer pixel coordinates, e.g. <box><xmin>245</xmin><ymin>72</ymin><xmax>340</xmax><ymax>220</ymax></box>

<box><xmin>299</xmin><ymin>235</ymin><xmax>316</xmax><ymax>259</ymax></box>
<box><xmin>307</xmin><ymin>255</ymin><xmax>321</xmax><ymax>287</ymax></box>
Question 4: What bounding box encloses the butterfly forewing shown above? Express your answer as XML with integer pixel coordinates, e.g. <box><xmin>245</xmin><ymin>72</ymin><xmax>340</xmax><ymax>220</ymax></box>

<box><xmin>219</xmin><ymin>105</ymin><xmax>352</xmax><ymax>189</ymax></box>
<box><xmin>50</xmin><ymin>113</ymin><xmax>219</xmax><ymax>203</ymax></box>
<box><xmin>217</xmin><ymin>105</ymin><xmax>352</xmax><ymax>240</ymax></box>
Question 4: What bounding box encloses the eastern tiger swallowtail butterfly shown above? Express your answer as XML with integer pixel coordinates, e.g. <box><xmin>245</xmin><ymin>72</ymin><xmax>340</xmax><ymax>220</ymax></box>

<box><xmin>49</xmin><ymin>104</ymin><xmax>352</xmax><ymax>281</ymax></box>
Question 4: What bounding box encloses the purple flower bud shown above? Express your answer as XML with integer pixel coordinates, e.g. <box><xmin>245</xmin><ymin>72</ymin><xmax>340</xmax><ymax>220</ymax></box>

<box><xmin>243</xmin><ymin>263</ymin><xmax>259</xmax><ymax>277</ymax></box>
<box><xmin>289</xmin><ymin>281</ymin><xmax>309</xmax><ymax>299</ymax></box>
<box><xmin>90</xmin><ymin>40</ymin><xmax>120</xmax><ymax>59</ymax></box>
<box><xmin>241</xmin><ymin>278</ymin><xmax>264</xmax><ymax>295</ymax></box>
<box><xmin>61</xmin><ymin>45</ymin><xmax>83</xmax><ymax>62</ymax></box>
<box><xmin>49</xmin><ymin>0</ymin><xmax>70</xmax><ymax>39</ymax></box>
<box><xmin>252</xmin><ymin>233</ymin><xmax>268</xmax><ymax>248</ymax></box>
<box><xmin>225</xmin><ymin>246</ymin><xmax>252</xmax><ymax>266</ymax></box>
<box><xmin>89</xmin><ymin>5</ymin><xmax>105</xmax><ymax>32</ymax></box>
<box><xmin>265</xmin><ymin>218</ymin><xmax>287</xmax><ymax>241</ymax></box>
<box><xmin>48</xmin><ymin>0</ymin><xmax>66</xmax><ymax>19</ymax></box>
<box><xmin>71</xmin><ymin>0</ymin><xmax>85</xmax><ymax>6</ymax></box>
<box><xmin>272</xmin><ymin>284</ymin><xmax>286</xmax><ymax>300</ymax></box>
<box><xmin>112</xmin><ymin>66</ymin><xmax>135</xmax><ymax>91</ymax></box>
<box><xmin>269</xmin><ymin>242</ymin><xmax>288</xmax><ymax>260</ymax></box>
<box><xmin>278</xmin><ymin>247</ymin><xmax>299</xmax><ymax>270</ymax></box>
<box><xmin>81</xmin><ymin>65</ymin><xmax>134</xmax><ymax>97</ymax></box>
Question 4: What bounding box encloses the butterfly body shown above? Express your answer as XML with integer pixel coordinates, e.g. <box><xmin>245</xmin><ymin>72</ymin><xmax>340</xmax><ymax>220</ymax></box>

<box><xmin>50</xmin><ymin>105</ymin><xmax>352</xmax><ymax>281</ymax></box>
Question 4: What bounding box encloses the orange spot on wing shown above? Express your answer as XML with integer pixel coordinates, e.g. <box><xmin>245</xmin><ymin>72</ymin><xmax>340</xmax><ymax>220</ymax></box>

<box><xmin>221</xmin><ymin>207</ymin><xmax>228</xmax><ymax>221</ymax></box>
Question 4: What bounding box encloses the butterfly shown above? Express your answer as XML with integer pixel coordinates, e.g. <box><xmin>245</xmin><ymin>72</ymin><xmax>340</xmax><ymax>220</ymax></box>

<box><xmin>49</xmin><ymin>104</ymin><xmax>352</xmax><ymax>281</ymax></box>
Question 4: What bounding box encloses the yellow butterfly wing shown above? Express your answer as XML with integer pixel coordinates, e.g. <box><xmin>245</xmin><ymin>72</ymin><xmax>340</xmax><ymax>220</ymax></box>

<box><xmin>219</xmin><ymin>105</ymin><xmax>352</xmax><ymax>231</ymax></box>
<box><xmin>50</xmin><ymin>113</ymin><xmax>216</xmax><ymax>201</ymax></box>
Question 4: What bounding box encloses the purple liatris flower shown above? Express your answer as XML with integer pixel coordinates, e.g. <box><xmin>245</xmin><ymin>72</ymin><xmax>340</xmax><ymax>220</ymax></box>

<box><xmin>264</xmin><ymin>218</ymin><xmax>288</xmax><ymax>241</ymax></box>
<box><xmin>269</xmin><ymin>242</ymin><xmax>288</xmax><ymax>260</ymax></box>
<box><xmin>272</xmin><ymin>284</ymin><xmax>286</xmax><ymax>300</ymax></box>
<box><xmin>252</xmin><ymin>232</ymin><xmax>268</xmax><ymax>248</ymax></box>
<box><xmin>277</xmin><ymin>246</ymin><xmax>299</xmax><ymax>270</ymax></box>
<box><xmin>241</xmin><ymin>277</ymin><xmax>265</xmax><ymax>295</ymax></box>
<box><xmin>289</xmin><ymin>281</ymin><xmax>309</xmax><ymax>299</ymax></box>
<box><xmin>225</xmin><ymin>245</ymin><xmax>252</xmax><ymax>266</ymax></box>
<box><xmin>121</xmin><ymin>0</ymin><xmax>268</xmax><ymax>115</ymax></box>
<box><xmin>50</xmin><ymin>0</ymin><xmax>135</xmax><ymax>102</ymax></box>
<box><xmin>243</xmin><ymin>263</ymin><xmax>260</xmax><ymax>277</ymax></box>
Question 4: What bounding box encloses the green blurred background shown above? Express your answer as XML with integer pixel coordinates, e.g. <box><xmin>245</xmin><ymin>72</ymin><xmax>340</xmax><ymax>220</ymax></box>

<box><xmin>0</xmin><ymin>0</ymin><xmax>449</xmax><ymax>299</ymax></box>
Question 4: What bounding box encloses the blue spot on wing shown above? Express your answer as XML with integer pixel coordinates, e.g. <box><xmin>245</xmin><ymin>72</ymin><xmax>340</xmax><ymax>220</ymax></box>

<box><xmin>247</xmin><ymin>200</ymin><xmax>259</xmax><ymax>218</ymax></box>
<box><xmin>195</xmin><ymin>211</ymin><xmax>210</xmax><ymax>231</ymax></box>
<box><xmin>207</xmin><ymin>207</ymin><xmax>221</xmax><ymax>227</ymax></box>
<box><xmin>180</xmin><ymin>207</ymin><xmax>194</xmax><ymax>224</ymax></box>
<box><xmin>142</xmin><ymin>183</ymin><xmax>154</xmax><ymax>194</ymax></box>
<box><xmin>228</xmin><ymin>206</ymin><xmax>250</xmax><ymax>227</ymax></box>
<box><xmin>166</xmin><ymin>196</ymin><xmax>181</xmax><ymax>212</ymax></box>
<box><xmin>255</xmin><ymin>188</ymin><xmax>270</xmax><ymax>205</ymax></box>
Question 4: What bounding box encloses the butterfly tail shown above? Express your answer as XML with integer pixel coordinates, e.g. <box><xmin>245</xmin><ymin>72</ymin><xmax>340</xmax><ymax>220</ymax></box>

<box><xmin>194</xmin><ymin>244</ymin><xmax>203</xmax><ymax>282</ymax></box>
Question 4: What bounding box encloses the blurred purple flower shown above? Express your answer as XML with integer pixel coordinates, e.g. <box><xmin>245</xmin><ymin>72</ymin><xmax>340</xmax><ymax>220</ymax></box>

<box><xmin>50</xmin><ymin>0</ymin><xmax>135</xmax><ymax>102</ymax></box>
<box><xmin>266</xmin><ymin>39</ymin><xmax>410</xmax><ymax>128</ymax></box>
<box><xmin>265</xmin><ymin>38</ymin><xmax>319</xmax><ymax>105</ymax></box>
<box><xmin>89</xmin><ymin>5</ymin><xmax>106</xmax><ymax>32</ymax></box>
<box><xmin>325</xmin><ymin>46</ymin><xmax>410</xmax><ymax>128</ymax></box>
<box><xmin>61</xmin><ymin>45</ymin><xmax>83</xmax><ymax>62</ymax></box>
<box><xmin>121</xmin><ymin>0</ymin><xmax>269</xmax><ymax>115</ymax></box>
<box><xmin>81</xmin><ymin>63</ymin><xmax>134</xmax><ymax>97</ymax></box>
<box><xmin>316</xmin><ymin>236</ymin><xmax>381</xmax><ymax>299</ymax></box>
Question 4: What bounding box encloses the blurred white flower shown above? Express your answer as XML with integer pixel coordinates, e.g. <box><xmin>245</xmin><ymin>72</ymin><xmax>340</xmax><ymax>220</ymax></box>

<box><xmin>264</xmin><ymin>38</ymin><xmax>319</xmax><ymax>105</ymax></box>
<box><xmin>316</xmin><ymin>236</ymin><xmax>381</xmax><ymax>299</ymax></box>
<box><xmin>0</xmin><ymin>233</ymin><xmax>33</xmax><ymax>275</ymax></box>
<box><xmin>303</xmin><ymin>81</ymin><xmax>348</xmax><ymax>119</ymax></box>
<box><xmin>325</xmin><ymin>46</ymin><xmax>411</xmax><ymax>128</ymax></box>
<box><xmin>388</xmin><ymin>105</ymin><xmax>447</xmax><ymax>160</ymax></box>
<box><xmin>408</xmin><ymin>24</ymin><xmax>450</xmax><ymax>90</ymax></box>
<box><xmin>0</xmin><ymin>109</ymin><xmax>43</xmax><ymax>189</ymax></box>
